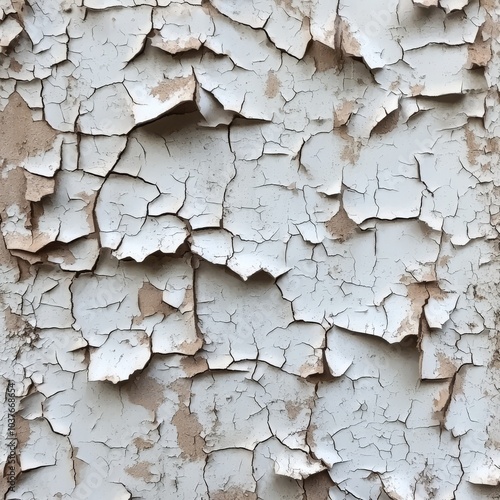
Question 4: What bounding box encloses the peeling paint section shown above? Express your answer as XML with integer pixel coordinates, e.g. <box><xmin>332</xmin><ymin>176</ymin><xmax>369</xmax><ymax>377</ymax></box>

<box><xmin>1</xmin><ymin>0</ymin><xmax>500</xmax><ymax>498</ymax></box>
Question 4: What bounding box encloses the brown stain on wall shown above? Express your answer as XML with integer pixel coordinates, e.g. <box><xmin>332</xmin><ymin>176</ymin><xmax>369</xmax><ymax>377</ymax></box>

<box><xmin>334</xmin><ymin>100</ymin><xmax>355</xmax><ymax>128</ymax></box>
<box><xmin>0</xmin><ymin>94</ymin><xmax>58</xmax><ymax>250</ymax></box>
<box><xmin>170</xmin><ymin>378</ymin><xmax>205</xmax><ymax>460</ymax></box>
<box><xmin>3</xmin><ymin>305</ymin><xmax>25</xmax><ymax>335</ymax></box>
<box><xmin>71</xmin><ymin>450</ymin><xmax>88</xmax><ymax>484</ymax></box>
<box><xmin>306</xmin><ymin>422</ymin><xmax>318</xmax><ymax>450</ymax></box>
<box><xmin>10</xmin><ymin>0</ymin><xmax>25</xmax><ymax>19</ymax></box>
<box><xmin>15</xmin><ymin>416</ymin><xmax>31</xmax><ymax>451</ymax></box>
<box><xmin>133</xmin><ymin>437</ymin><xmax>155</xmax><ymax>450</ymax></box>
<box><xmin>433</xmin><ymin>386</ymin><xmax>450</xmax><ymax>422</ymax></box>
<box><xmin>125</xmin><ymin>374</ymin><xmax>165</xmax><ymax>414</ymax></box>
<box><xmin>180</xmin><ymin>286</ymin><xmax>194</xmax><ymax>311</ymax></box>
<box><xmin>178</xmin><ymin>337</ymin><xmax>203</xmax><ymax>355</ymax></box>
<box><xmin>299</xmin><ymin>358</ymin><xmax>323</xmax><ymax>378</ymax></box>
<box><xmin>397</xmin><ymin>283</ymin><xmax>430</xmax><ymax>339</ymax></box>
<box><xmin>410</xmin><ymin>83</ymin><xmax>425</xmax><ymax>96</ymax></box>
<box><xmin>73</xmin><ymin>190</ymin><xmax>98</xmax><ymax>237</ymax></box>
<box><xmin>326</xmin><ymin>203</ymin><xmax>358</xmax><ymax>242</ymax></box>
<box><xmin>465</xmin><ymin>125</ymin><xmax>480</xmax><ymax>166</ymax></box>
<box><xmin>436</xmin><ymin>352</ymin><xmax>458</xmax><ymax>379</ymax></box>
<box><xmin>0</xmin><ymin>167</ymin><xmax>29</xmax><ymax>225</ymax></box>
<box><xmin>9</xmin><ymin>59</ymin><xmax>22</xmax><ymax>73</ymax></box>
<box><xmin>425</xmin><ymin>282</ymin><xmax>447</xmax><ymax>301</ymax></box>
<box><xmin>479</xmin><ymin>2</ymin><xmax>500</xmax><ymax>41</ymax></box>
<box><xmin>285</xmin><ymin>401</ymin><xmax>304</xmax><ymax>420</ymax></box>
<box><xmin>152</xmin><ymin>37</ymin><xmax>202</xmax><ymax>54</ymax></box>
<box><xmin>135</xmin><ymin>282</ymin><xmax>175</xmax><ymax>324</ymax></box>
<box><xmin>24</xmin><ymin>172</ymin><xmax>55</xmax><ymax>202</ymax></box>
<box><xmin>437</xmin><ymin>254</ymin><xmax>450</xmax><ymax>268</ymax></box>
<box><xmin>337</xmin><ymin>128</ymin><xmax>361</xmax><ymax>164</ymax></box>
<box><xmin>180</xmin><ymin>356</ymin><xmax>208</xmax><ymax>377</ymax></box>
<box><xmin>151</xmin><ymin>77</ymin><xmax>193</xmax><ymax>102</ymax></box>
<box><xmin>125</xmin><ymin>461</ymin><xmax>155</xmax><ymax>482</ymax></box>
<box><xmin>0</xmin><ymin>92</ymin><xmax>56</xmax><ymax>165</ymax></box>
<box><xmin>339</xmin><ymin>20</ymin><xmax>361</xmax><ymax>58</ymax></box>
<box><xmin>265</xmin><ymin>71</ymin><xmax>280</xmax><ymax>99</ymax></box>
<box><xmin>467</xmin><ymin>32</ymin><xmax>492</xmax><ymax>68</ymax></box>
<box><xmin>211</xmin><ymin>487</ymin><xmax>257</xmax><ymax>500</ymax></box>
<box><xmin>308</xmin><ymin>41</ymin><xmax>341</xmax><ymax>72</ymax></box>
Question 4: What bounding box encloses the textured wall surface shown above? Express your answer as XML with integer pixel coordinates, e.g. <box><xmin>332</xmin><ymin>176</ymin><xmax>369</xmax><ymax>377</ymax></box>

<box><xmin>1</xmin><ymin>0</ymin><xmax>500</xmax><ymax>498</ymax></box>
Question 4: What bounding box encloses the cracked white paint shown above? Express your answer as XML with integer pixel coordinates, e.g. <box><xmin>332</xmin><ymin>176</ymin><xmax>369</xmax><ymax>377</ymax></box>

<box><xmin>0</xmin><ymin>0</ymin><xmax>500</xmax><ymax>498</ymax></box>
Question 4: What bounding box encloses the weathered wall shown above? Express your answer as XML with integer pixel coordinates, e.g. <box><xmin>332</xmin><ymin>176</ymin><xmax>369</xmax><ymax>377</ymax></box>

<box><xmin>1</xmin><ymin>0</ymin><xmax>500</xmax><ymax>498</ymax></box>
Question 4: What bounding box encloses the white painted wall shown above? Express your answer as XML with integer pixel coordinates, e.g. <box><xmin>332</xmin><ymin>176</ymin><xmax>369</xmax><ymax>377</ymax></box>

<box><xmin>0</xmin><ymin>0</ymin><xmax>499</xmax><ymax>498</ymax></box>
